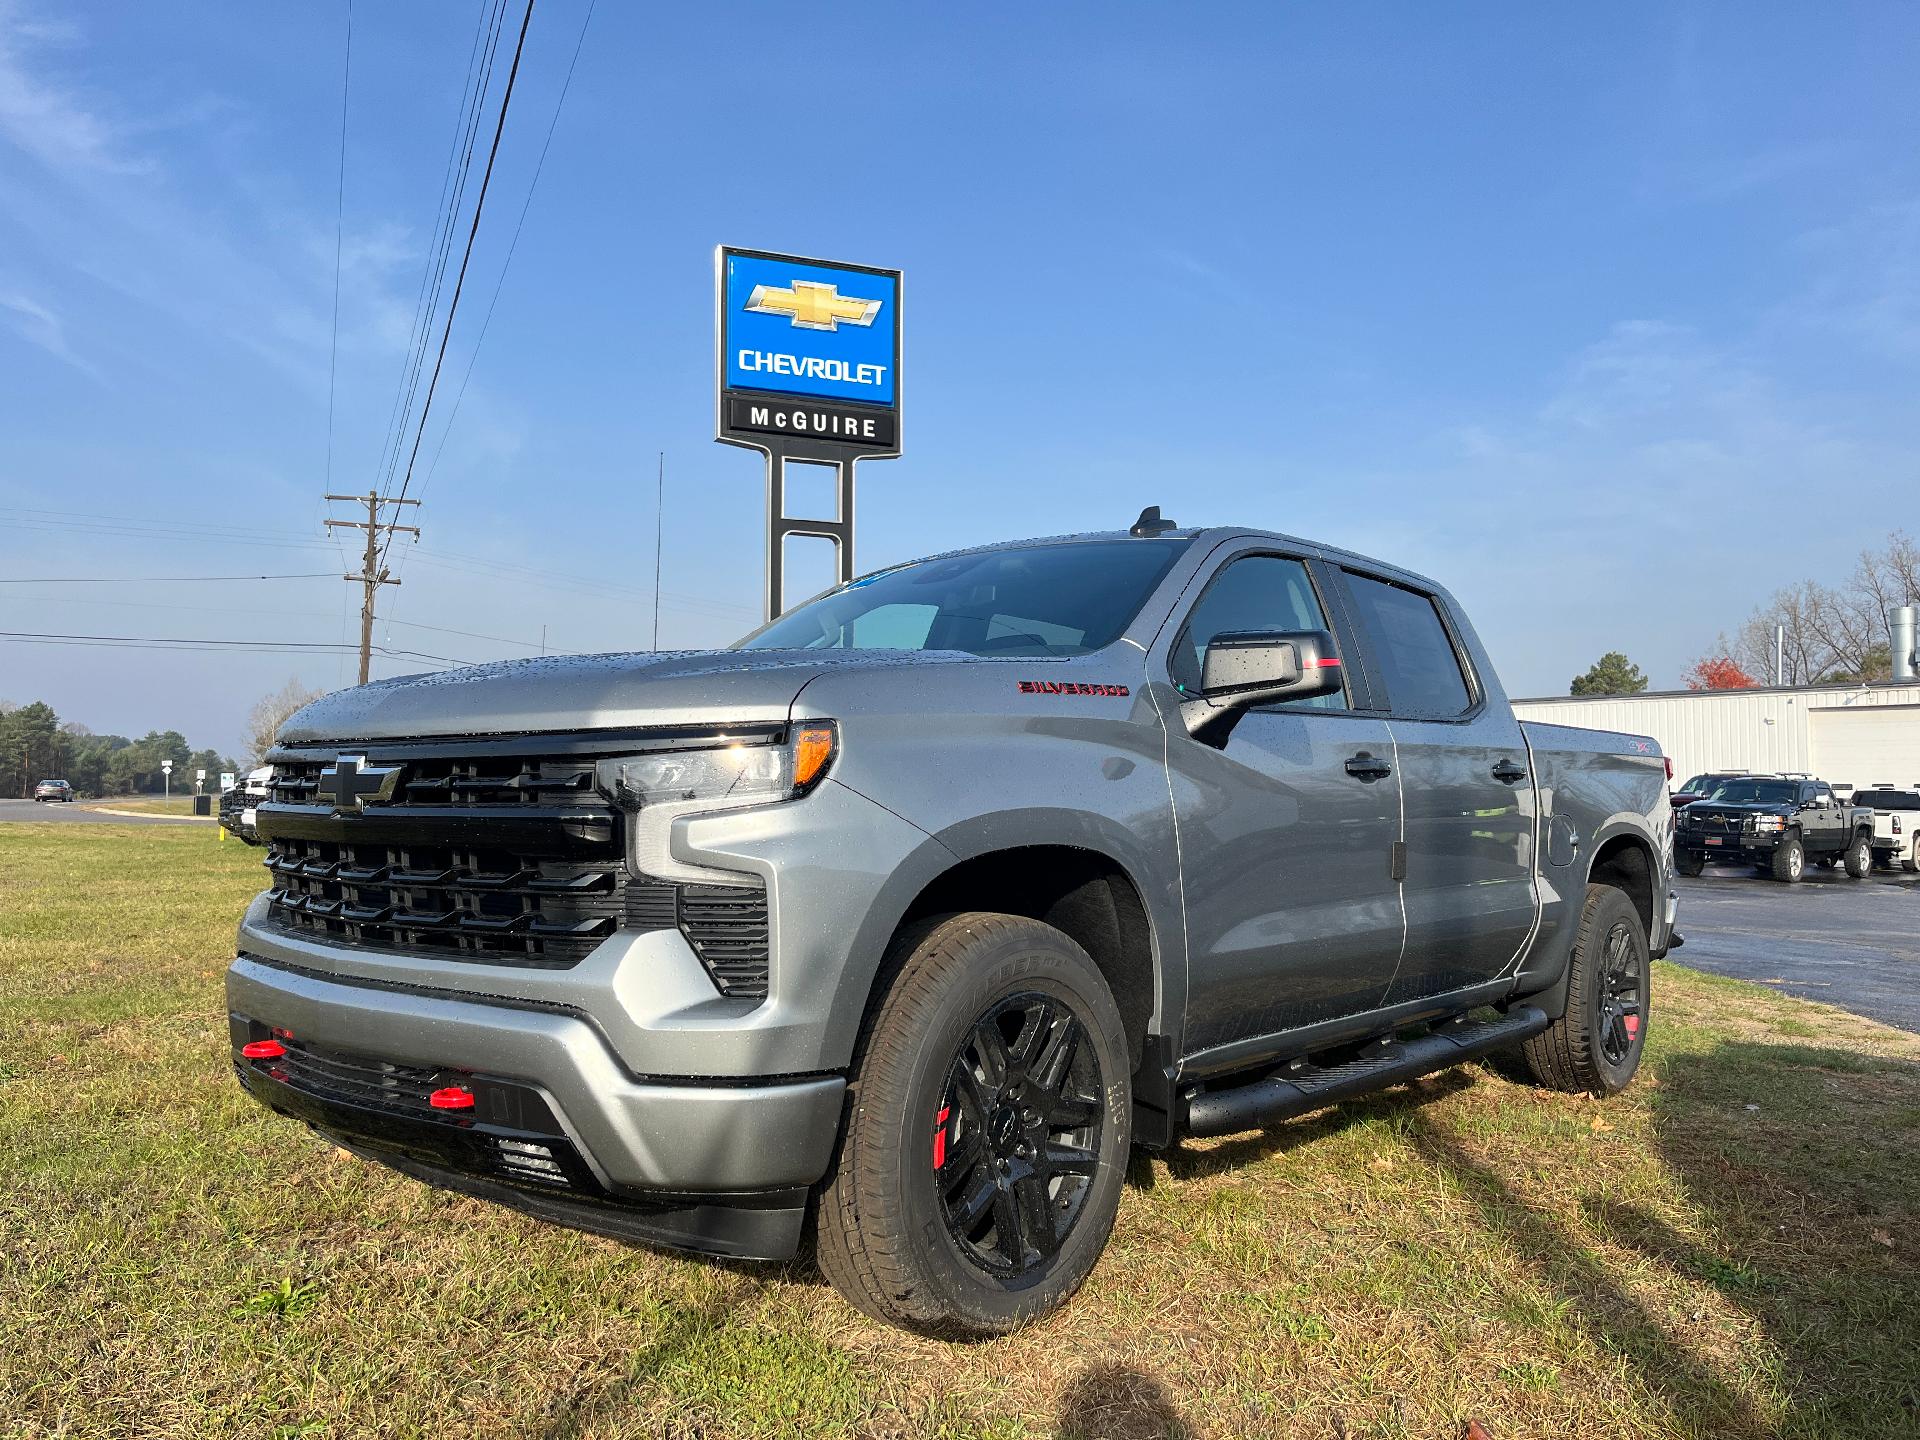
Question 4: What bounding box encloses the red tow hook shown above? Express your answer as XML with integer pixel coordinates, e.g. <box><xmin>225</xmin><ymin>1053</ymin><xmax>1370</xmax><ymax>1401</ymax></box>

<box><xmin>241</xmin><ymin>1039</ymin><xmax>286</xmax><ymax>1059</ymax></box>
<box><xmin>429</xmin><ymin>1086</ymin><xmax>476</xmax><ymax>1111</ymax></box>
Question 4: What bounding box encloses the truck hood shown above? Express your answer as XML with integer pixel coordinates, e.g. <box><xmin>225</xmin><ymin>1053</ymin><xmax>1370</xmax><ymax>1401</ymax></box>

<box><xmin>276</xmin><ymin>648</ymin><xmax>987</xmax><ymax>744</ymax></box>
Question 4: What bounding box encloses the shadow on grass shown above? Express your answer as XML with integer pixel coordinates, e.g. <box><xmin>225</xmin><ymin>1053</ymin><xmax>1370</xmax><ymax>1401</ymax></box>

<box><xmin>1054</xmin><ymin>1362</ymin><xmax>1196</xmax><ymax>1440</ymax></box>
<box><xmin>1630</xmin><ymin>1040</ymin><xmax>1920</xmax><ymax>1432</ymax></box>
<box><xmin>1401</xmin><ymin>1038</ymin><xmax>1920</xmax><ymax>1437</ymax></box>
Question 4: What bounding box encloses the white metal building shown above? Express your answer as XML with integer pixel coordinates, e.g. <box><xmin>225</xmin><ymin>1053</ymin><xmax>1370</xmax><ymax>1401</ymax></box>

<box><xmin>1511</xmin><ymin>684</ymin><xmax>1920</xmax><ymax>791</ymax></box>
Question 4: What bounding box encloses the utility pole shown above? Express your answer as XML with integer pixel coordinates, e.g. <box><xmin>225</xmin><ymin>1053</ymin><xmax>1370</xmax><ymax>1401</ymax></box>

<box><xmin>325</xmin><ymin>491</ymin><xmax>421</xmax><ymax>685</ymax></box>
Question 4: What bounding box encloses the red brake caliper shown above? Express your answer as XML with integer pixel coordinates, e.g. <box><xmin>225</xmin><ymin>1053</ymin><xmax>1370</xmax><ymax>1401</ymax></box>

<box><xmin>1624</xmin><ymin>1014</ymin><xmax>1641</xmax><ymax>1039</ymax></box>
<box><xmin>932</xmin><ymin>1105</ymin><xmax>950</xmax><ymax>1170</ymax></box>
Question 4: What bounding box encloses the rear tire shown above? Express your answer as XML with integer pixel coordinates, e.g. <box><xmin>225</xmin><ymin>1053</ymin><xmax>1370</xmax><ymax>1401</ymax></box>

<box><xmin>1675</xmin><ymin>851</ymin><xmax>1705</xmax><ymax>877</ymax></box>
<box><xmin>1771</xmin><ymin>837</ymin><xmax>1805</xmax><ymax>883</ymax></box>
<box><xmin>814</xmin><ymin>913</ymin><xmax>1132</xmax><ymax>1337</ymax></box>
<box><xmin>1518</xmin><ymin>884</ymin><xmax>1649</xmax><ymax>1097</ymax></box>
<box><xmin>1843</xmin><ymin>834</ymin><xmax>1872</xmax><ymax>879</ymax></box>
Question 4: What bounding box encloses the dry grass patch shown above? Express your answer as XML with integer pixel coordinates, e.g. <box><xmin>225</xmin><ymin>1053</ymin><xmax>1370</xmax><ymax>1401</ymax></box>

<box><xmin>2</xmin><ymin>823</ymin><xmax>1917</xmax><ymax>1438</ymax></box>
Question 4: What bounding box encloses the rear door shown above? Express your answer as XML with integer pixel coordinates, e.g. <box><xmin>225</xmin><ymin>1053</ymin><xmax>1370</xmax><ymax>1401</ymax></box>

<box><xmin>1332</xmin><ymin>568</ymin><xmax>1540</xmax><ymax>1003</ymax></box>
<box><xmin>1165</xmin><ymin>550</ymin><xmax>1406</xmax><ymax>1056</ymax></box>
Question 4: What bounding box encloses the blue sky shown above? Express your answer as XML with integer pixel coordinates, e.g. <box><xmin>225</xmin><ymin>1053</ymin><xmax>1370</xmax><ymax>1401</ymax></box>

<box><xmin>3</xmin><ymin>1</ymin><xmax>1918</xmax><ymax>753</ymax></box>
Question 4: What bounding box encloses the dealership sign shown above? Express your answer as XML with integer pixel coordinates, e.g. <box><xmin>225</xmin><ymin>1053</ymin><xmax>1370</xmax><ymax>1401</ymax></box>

<box><xmin>716</xmin><ymin>247</ymin><xmax>902</xmax><ymax>458</ymax></box>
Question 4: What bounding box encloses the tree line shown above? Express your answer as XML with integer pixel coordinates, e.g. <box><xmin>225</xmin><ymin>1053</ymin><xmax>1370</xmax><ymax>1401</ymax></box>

<box><xmin>1570</xmin><ymin>531</ymin><xmax>1920</xmax><ymax>695</ymax></box>
<box><xmin>0</xmin><ymin>700</ymin><xmax>237</xmax><ymax>800</ymax></box>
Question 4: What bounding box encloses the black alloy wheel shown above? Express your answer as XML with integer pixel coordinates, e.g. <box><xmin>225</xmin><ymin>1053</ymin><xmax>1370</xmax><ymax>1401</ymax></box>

<box><xmin>1595</xmin><ymin>917</ymin><xmax>1646</xmax><ymax>1067</ymax></box>
<box><xmin>933</xmin><ymin>992</ymin><xmax>1104</xmax><ymax>1279</ymax></box>
<box><xmin>814</xmin><ymin>912</ymin><xmax>1131</xmax><ymax>1336</ymax></box>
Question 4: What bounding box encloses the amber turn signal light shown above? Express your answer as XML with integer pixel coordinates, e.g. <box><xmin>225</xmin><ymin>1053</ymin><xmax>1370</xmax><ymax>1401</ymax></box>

<box><xmin>792</xmin><ymin>724</ymin><xmax>837</xmax><ymax>793</ymax></box>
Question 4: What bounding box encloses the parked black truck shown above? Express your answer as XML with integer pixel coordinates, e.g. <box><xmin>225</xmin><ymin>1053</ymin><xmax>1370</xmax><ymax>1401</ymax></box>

<box><xmin>1673</xmin><ymin>775</ymin><xmax>1875</xmax><ymax>881</ymax></box>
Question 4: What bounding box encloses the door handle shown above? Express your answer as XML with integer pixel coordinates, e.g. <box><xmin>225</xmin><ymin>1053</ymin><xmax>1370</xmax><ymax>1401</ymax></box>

<box><xmin>1345</xmin><ymin>752</ymin><xmax>1393</xmax><ymax>782</ymax></box>
<box><xmin>1492</xmin><ymin>759</ymin><xmax>1528</xmax><ymax>784</ymax></box>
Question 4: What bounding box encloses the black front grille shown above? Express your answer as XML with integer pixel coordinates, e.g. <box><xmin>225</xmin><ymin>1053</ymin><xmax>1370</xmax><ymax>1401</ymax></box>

<box><xmin>256</xmin><ymin>737</ymin><xmax>773</xmax><ymax>996</ymax></box>
<box><xmin>264</xmin><ymin>837</ymin><xmax>623</xmax><ymax>967</ymax></box>
<box><xmin>269</xmin><ymin>754</ymin><xmax>598</xmax><ymax>809</ymax></box>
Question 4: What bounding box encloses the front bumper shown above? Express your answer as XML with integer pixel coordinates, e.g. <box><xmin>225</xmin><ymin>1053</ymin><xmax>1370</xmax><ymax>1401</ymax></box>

<box><xmin>1678</xmin><ymin>830</ymin><xmax>1780</xmax><ymax>862</ymax></box>
<box><xmin>227</xmin><ymin>952</ymin><xmax>845</xmax><ymax>1259</ymax></box>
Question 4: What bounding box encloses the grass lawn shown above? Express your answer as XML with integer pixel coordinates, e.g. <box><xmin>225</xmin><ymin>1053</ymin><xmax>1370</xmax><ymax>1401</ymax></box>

<box><xmin>2</xmin><ymin>823</ymin><xmax>1916</xmax><ymax>1439</ymax></box>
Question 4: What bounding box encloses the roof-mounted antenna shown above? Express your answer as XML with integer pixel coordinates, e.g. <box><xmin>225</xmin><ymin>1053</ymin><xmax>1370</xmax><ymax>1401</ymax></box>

<box><xmin>1130</xmin><ymin>505</ymin><xmax>1177</xmax><ymax>537</ymax></box>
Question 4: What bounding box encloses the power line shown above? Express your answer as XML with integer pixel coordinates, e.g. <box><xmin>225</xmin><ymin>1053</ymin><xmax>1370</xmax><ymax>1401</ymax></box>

<box><xmin>0</xmin><ymin>573</ymin><xmax>338</xmax><ymax>584</ymax></box>
<box><xmin>325</xmin><ymin>0</ymin><xmax>352</xmax><ymax>494</ymax></box>
<box><xmin>373</xmin><ymin>0</ymin><xmax>506</xmax><ymax>501</ymax></box>
<box><xmin>0</xmin><ymin>630</ymin><xmax>474</xmax><ymax>667</ymax></box>
<box><xmin>418</xmin><ymin>0</ymin><xmax>595</xmax><ymax>500</ymax></box>
<box><xmin>382</xmin><ymin>0</ymin><xmax>536</xmax><ymax>549</ymax></box>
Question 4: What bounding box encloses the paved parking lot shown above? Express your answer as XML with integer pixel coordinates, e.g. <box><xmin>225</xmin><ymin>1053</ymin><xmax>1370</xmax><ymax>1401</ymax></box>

<box><xmin>1673</xmin><ymin>866</ymin><xmax>1920</xmax><ymax>1033</ymax></box>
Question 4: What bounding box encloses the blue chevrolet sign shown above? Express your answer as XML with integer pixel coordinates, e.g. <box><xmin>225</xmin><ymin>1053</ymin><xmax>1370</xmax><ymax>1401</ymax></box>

<box><xmin>717</xmin><ymin>246</ymin><xmax>902</xmax><ymax>455</ymax></box>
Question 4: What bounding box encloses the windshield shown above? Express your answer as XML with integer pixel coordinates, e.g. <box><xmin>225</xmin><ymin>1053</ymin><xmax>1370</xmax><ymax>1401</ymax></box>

<box><xmin>733</xmin><ymin>539</ymin><xmax>1188</xmax><ymax>657</ymax></box>
<box><xmin>1705</xmin><ymin>779</ymin><xmax>1795</xmax><ymax>805</ymax></box>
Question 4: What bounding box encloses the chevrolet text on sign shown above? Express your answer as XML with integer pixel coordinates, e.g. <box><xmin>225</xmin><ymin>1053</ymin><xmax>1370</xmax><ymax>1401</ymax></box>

<box><xmin>716</xmin><ymin>246</ymin><xmax>902</xmax><ymax>457</ymax></box>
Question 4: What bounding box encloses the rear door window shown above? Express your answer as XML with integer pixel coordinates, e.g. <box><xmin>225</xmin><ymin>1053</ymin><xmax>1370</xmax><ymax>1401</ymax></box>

<box><xmin>1341</xmin><ymin>572</ymin><xmax>1475</xmax><ymax>718</ymax></box>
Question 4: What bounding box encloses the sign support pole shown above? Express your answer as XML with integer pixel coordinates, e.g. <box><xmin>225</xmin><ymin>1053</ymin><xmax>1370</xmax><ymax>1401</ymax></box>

<box><xmin>764</xmin><ymin>447</ymin><xmax>857</xmax><ymax>622</ymax></box>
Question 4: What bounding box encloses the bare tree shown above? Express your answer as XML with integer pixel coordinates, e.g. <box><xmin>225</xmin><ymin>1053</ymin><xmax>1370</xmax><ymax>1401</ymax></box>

<box><xmin>246</xmin><ymin>679</ymin><xmax>325</xmax><ymax>766</ymax></box>
<box><xmin>1734</xmin><ymin>532</ymin><xmax>1920</xmax><ymax>685</ymax></box>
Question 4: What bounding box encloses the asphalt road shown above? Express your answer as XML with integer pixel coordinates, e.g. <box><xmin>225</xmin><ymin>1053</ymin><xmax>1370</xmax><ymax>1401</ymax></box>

<box><xmin>1672</xmin><ymin>866</ymin><xmax>1920</xmax><ymax>1033</ymax></box>
<box><xmin>0</xmin><ymin>798</ymin><xmax>209</xmax><ymax>826</ymax></box>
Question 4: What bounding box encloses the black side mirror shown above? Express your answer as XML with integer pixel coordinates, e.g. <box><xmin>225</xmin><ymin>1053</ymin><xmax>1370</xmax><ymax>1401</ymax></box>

<box><xmin>1184</xmin><ymin>629</ymin><xmax>1343</xmax><ymax>744</ymax></box>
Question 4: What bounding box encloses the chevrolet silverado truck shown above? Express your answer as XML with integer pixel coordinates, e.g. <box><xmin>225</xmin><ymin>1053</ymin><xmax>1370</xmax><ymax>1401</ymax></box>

<box><xmin>227</xmin><ymin>515</ymin><xmax>1675</xmax><ymax>1336</ymax></box>
<box><xmin>1673</xmin><ymin>774</ymin><xmax>1874</xmax><ymax>881</ymax></box>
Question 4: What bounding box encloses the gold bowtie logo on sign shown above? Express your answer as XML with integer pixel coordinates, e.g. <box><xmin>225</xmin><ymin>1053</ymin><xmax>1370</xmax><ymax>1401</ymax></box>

<box><xmin>745</xmin><ymin>279</ymin><xmax>882</xmax><ymax>332</ymax></box>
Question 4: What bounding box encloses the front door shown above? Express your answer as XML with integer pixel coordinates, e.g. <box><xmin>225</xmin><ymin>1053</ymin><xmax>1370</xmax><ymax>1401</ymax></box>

<box><xmin>1334</xmin><ymin>569</ymin><xmax>1540</xmax><ymax>1003</ymax></box>
<box><xmin>1165</xmin><ymin>553</ymin><xmax>1407</xmax><ymax>1057</ymax></box>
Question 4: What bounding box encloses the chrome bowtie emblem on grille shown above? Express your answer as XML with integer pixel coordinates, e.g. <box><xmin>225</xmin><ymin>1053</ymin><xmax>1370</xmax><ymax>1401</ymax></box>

<box><xmin>315</xmin><ymin>755</ymin><xmax>403</xmax><ymax>814</ymax></box>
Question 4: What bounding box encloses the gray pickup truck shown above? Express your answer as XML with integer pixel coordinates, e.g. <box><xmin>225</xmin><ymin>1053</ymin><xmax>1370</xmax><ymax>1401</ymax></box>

<box><xmin>227</xmin><ymin>515</ymin><xmax>1675</xmax><ymax>1335</ymax></box>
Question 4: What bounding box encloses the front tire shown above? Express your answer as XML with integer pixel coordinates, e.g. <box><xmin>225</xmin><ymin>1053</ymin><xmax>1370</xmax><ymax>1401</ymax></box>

<box><xmin>815</xmin><ymin>913</ymin><xmax>1132</xmax><ymax>1337</ymax></box>
<box><xmin>1771</xmin><ymin>836</ymin><xmax>1805</xmax><ymax>883</ymax></box>
<box><xmin>1518</xmin><ymin>883</ymin><xmax>1649</xmax><ymax>1097</ymax></box>
<box><xmin>1675</xmin><ymin>850</ymin><xmax>1705</xmax><ymax>877</ymax></box>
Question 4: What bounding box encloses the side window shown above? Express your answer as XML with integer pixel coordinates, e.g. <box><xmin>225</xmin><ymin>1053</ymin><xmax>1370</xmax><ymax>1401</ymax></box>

<box><xmin>1172</xmin><ymin>555</ymin><xmax>1345</xmax><ymax>711</ymax></box>
<box><xmin>1811</xmin><ymin>784</ymin><xmax>1835</xmax><ymax>807</ymax></box>
<box><xmin>1342</xmin><ymin>572</ymin><xmax>1474</xmax><ymax>718</ymax></box>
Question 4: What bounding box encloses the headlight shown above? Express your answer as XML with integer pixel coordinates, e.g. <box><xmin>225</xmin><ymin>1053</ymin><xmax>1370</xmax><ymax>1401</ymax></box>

<box><xmin>1749</xmin><ymin>814</ymin><xmax>1784</xmax><ymax>831</ymax></box>
<box><xmin>595</xmin><ymin>724</ymin><xmax>836</xmax><ymax>883</ymax></box>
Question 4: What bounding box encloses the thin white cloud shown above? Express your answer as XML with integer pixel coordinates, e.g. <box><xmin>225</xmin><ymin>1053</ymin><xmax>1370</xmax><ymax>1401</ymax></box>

<box><xmin>0</xmin><ymin>0</ymin><xmax>148</xmax><ymax>174</ymax></box>
<box><xmin>0</xmin><ymin>287</ymin><xmax>102</xmax><ymax>379</ymax></box>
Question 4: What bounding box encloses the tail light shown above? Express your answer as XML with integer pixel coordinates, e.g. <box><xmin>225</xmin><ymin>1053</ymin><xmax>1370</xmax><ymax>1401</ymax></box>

<box><xmin>1894</xmin><ymin>816</ymin><xmax>1903</xmax><ymax>835</ymax></box>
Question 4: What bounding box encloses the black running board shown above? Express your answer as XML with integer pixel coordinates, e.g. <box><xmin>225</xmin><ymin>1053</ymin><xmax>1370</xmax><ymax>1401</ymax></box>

<box><xmin>1183</xmin><ymin>1004</ymin><xmax>1551</xmax><ymax>1138</ymax></box>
